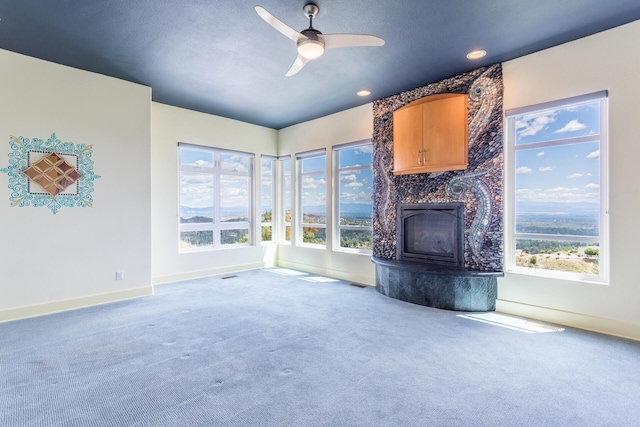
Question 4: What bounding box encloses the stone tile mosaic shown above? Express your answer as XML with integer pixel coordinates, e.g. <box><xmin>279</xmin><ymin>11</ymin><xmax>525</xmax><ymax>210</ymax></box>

<box><xmin>372</xmin><ymin>64</ymin><xmax>503</xmax><ymax>271</ymax></box>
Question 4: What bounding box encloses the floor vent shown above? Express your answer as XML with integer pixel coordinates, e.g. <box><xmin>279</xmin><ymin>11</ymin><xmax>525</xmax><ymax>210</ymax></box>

<box><xmin>221</xmin><ymin>275</ymin><xmax>238</xmax><ymax>280</ymax></box>
<box><xmin>348</xmin><ymin>283</ymin><xmax>367</xmax><ymax>288</ymax></box>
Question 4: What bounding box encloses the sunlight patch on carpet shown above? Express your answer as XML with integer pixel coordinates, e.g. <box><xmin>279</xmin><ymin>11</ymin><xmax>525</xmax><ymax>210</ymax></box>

<box><xmin>266</xmin><ymin>268</ymin><xmax>308</xmax><ymax>276</ymax></box>
<box><xmin>457</xmin><ymin>312</ymin><xmax>565</xmax><ymax>334</ymax></box>
<box><xmin>299</xmin><ymin>276</ymin><xmax>340</xmax><ymax>283</ymax></box>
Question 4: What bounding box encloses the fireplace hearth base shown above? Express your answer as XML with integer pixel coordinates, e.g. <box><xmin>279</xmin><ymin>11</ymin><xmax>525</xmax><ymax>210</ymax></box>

<box><xmin>372</xmin><ymin>257</ymin><xmax>503</xmax><ymax>312</ymax></box>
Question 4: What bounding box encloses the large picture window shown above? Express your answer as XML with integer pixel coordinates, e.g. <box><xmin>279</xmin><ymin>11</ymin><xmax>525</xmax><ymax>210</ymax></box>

<box><xmin>334</xmin><ymin>141</ymin><xmax>373</xmax><ymax>252</ymax></box>
<box><xmin>297</xmin><ymin>149</ymin><xmax>326</xmax><ymax>246</ymax></box>
<box><xmin>178</xmin><ymin>144</ymin><xmax>253</xmax><ymax>250</ymax></box>
<box><xmin>506</xmin><ymin>91</ymin><xmax>608</xmax><ymax>282</ymax></box>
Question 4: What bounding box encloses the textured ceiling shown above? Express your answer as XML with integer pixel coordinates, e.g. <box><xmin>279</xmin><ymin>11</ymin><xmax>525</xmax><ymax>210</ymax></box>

<box><xmin>1</xmin><ymin>1</ymin><xmax>639</xmax><ymax>129</ymax></box>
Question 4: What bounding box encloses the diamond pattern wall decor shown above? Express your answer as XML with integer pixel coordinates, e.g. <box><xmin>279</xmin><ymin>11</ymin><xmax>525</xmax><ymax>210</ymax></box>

<box><xmin>1</xmin><ymin>133</ymin><xmax>101</xmax><ymax>214</ymax></box>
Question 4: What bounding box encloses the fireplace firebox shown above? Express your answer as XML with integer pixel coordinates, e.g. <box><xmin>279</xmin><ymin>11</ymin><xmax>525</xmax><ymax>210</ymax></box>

<box><xmin>397</xmin><ymin>202</ymin><xmax>465</xmax><ymax>269</ymax></box>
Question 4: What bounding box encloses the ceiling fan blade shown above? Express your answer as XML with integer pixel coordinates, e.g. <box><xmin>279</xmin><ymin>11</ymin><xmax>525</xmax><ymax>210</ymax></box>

<box><xmin>255</xmin><ymin>6</ymin><xmax>304</xmax><ymax>43</ymax></box>
<box><xmin>323</xmin><ymin>34</ymin><xmax>385</xmax><ymax>49</ymax></box>
<box><xmin>285</xmin><ymin>55</ymin><xmax>310</xmax><ymax>77</ymax></box>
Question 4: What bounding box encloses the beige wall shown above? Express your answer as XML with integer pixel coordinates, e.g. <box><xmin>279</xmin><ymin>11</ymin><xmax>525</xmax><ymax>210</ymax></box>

<box><xmin>277</xmin><ymin>104</ymin><xmax>376</xmax><ymax>284</ymax></box>
<box><xmin>150</xmin><ymin>102</ymin><xmax>278</xmax><ymax>284</ymax></box>
<box><xmin>500</xmin><ymin>20</ymin><xmax>640</xmax><ymax>339</ymax></box>
<box><xmin>0</xmin><ymin>49</ymin><xmax>152</xmax><ymax>321</ymax></box>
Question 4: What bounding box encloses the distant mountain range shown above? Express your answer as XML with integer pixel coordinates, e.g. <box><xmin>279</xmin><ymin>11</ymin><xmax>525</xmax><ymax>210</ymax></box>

<box><xmin>516</xmin><ymin>201</ymin><xmax>599</xmax><ymax>216</ymax></box>
<box><xmin>181</xmin><ymin>203</ymin><xmax>372</xmax><ymax>219</ymax></box>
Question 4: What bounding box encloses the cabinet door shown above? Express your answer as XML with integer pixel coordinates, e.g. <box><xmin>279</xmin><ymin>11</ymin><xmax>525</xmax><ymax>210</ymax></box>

<box><xmin>393</xmin><ymin>104</ymin><xmax>423</xmax><ymax>172</ymax></box>
<box><xmin>422</xmin><ymin>95</ymin><xmax>468</xmax><ymax>170</ymax></box>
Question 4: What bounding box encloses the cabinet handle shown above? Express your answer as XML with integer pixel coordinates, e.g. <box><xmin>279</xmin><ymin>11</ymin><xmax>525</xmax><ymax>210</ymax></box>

<box><xmin>418</xmin><ymin>149</ymin><xmax>422</xmax><ymax>165</ymax></box>
<box><xmin>423</xmin><ymin>149</ymin><xmax>427</xmax><ymax>164</ymax></box>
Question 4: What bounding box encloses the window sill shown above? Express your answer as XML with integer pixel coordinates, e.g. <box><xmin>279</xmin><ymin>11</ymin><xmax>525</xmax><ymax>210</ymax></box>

<box><xmin>506</xmin><ymin>266</ymin><xmax>608</xmax><ymax>286</ymax></box>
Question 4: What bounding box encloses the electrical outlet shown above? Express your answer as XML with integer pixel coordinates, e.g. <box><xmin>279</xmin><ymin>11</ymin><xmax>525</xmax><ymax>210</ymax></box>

<box><xmin>116</xmin><ymin>271</ymin><xmax>124</xmax><ymax>281</ymax></box>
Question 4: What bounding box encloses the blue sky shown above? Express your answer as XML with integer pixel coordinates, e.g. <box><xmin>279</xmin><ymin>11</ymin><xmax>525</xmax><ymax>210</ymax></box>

<box><xmin>514</xmin><ymin>101</ymin><xmax>601</xmax><ymax>206</ymax></box>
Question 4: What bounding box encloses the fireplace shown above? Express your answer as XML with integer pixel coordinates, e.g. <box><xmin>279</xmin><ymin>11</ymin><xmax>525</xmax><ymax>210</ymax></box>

<box><xmin>397</xmin><ymin>202</ymin><xmax>464</xmax><ymax>269</ymax></box>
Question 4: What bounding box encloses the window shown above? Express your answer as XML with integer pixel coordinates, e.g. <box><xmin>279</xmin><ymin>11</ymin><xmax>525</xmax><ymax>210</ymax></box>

<box><xmin>260</xmin><ymin>155</ymin><xmax>275</xmax><ymax>242</ymax></box>
<box><xmin>279</xmin><ymin>156</ymin><xmax>292</xmax><ymax>243</ymax></box>
<box><xmin>334</xmin><ymin>141</ymin><xmax>373</xmax><ymax>252</ymax></box>
<box><xmin>297</xmin><ymin>149</ymin><xmax>326</xmax><ymax>246</ymax></box>
<box><xmin>178</xmin><ymin>144</ymin><xmax>253</xmax><ymax>250</ymax></box>
<box><xmin>506</xmin><ymin>91</ymin><xmax>608</xmax><ymax>282</ymax></box>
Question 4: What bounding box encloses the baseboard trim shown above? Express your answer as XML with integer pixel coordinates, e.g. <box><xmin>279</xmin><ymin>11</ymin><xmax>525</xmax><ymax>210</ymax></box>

<box><xmin>0</xmin><ymin>286</ymin><xmax>153</xmax><ymax>324</ymax></box>
<box><xmin>496</xmin><ymin>299</ymin><xmax>640</xmax><ymax>341</ymax></box>
<box><xmin>275</xmin><ymin>260</ymin><xmax>375</xmax><ymax>286</ymax></box>
<box><xmin>152</xmin><ymin>262</ymin><xmax>268</xmax><ymax>285</ymax></box>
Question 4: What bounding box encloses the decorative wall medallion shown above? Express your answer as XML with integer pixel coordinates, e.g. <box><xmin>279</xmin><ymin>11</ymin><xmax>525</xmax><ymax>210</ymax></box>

<box><xmin>0</xmin><ymin>133</ymin><xmax>101</xmax><ymax>214</ymax></box>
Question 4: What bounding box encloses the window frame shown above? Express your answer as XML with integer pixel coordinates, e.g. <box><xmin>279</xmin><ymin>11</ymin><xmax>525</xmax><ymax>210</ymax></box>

<box><xmin>505</xmin><ymin>91</ymin><xmax>609</xmax><ymax>283</ymax></box>
<box><xmin>260</xmin><ymin>155</ymin><xmax>276</xmax><ymax>243</ymax></box>
<box><xmin>276</xmin><ymin>155</ymin><xmax>292</xmax><ymax>244</ymax></box>
<box><xmin>178</xmin><ymin>143</ymin><xmax>254</xmax><ymax>251</ymax></box>
<box><xmin>333</xmin><ymin>140</ymin><xmax>373</xmax><ymax>254</ymax></box>
<box><xmin>296</xmin><ymin>149</ymin><xmax>327</xmax><ymax>248</ymax></box>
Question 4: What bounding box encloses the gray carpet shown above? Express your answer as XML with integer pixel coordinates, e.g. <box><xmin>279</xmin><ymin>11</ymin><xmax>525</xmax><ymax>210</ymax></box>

<box><xmin>1</xmin><ymin>268</ymin><xmax>639</xmax><ymax>426</ymax></box>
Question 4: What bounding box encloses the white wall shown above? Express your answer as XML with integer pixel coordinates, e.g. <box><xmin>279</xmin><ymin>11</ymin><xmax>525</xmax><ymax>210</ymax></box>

<box><xmin>0</xmin><ymin>49</ymin><xmax>152</xmax><ymax>321</ymax></box>
<box><xmin>277</xmin><ymin>104</ymin><xmax>376</xmax><ymax>285</ymax></box>
<box><xmin>500</xmin><ymin>20</ymin><xmax>640</xmax><ymax>339</ymax></box>
<box><xmin>151</xmin><ymin>102</ymin><xmax>278</xmax><ymax>284</ymax></box>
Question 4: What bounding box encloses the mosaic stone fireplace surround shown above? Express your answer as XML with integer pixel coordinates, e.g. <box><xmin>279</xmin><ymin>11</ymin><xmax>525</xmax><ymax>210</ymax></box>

<box><xmin>372</xmin><ymin>64</ymin><xmax>503</xmax><ymax>311</ymax></box>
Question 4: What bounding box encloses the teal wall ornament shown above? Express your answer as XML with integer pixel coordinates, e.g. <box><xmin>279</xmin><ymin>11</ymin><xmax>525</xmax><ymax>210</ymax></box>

<box><xmin>0</xmin><ymin>133</ymin><xmax>101</xmax><ymax>214</ymax></box>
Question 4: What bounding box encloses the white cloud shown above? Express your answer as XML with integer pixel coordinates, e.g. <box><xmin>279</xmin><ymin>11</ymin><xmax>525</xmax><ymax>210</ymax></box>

<box><xmin>585</xmin><ymin>183</ymin><xmax>600</xmax><ymax>189</ymax></box>
<box><xmin>515</xmin><ymin>111</ymin><xmax>557</xmax><ymax>137</ymax></box>
<box><xmin>516</xmin><ymin>186</ymin><xmax>598</xmax><ymax>203</ymax></box>
<box><xmin>539</xmin><ymin>166</ymin><xmax>553</xmax><ymax>172</ymax></box>
<box><xmin>341</xmin><ymin>174</ymin><xmax>358</xmax><ymax>183</ymax></box>
<box><xmin>188</xmin><ymin>159</ymin><xmax>214</xmax><ymax>168</ymax></box>
<box><xmin>516</xmin><ymin>166</ymin><xmax>532</xmax><ymax>174</ymax></box>
<box><xmin>568</xmin><ymin>173</ymin><xmax>585</xmax><ymax>179</ymax></box>
<box><xmin>355</xmin><ymin>145</ymin><xmax>373</xmax><ymax>154</ymax></box>
<box><xmin>345</xmin><ymin>181</ymin><xmax>363</xmax><ymax>189</ymax></box>
<box><xmin>555</xmin><ymin>119</ymin><xmax>587</xmax><ymax>133</ymax></box>
<box><xmin>302</xmin><ymin>176</ymin><xmax>326</xmax><ymax>190</ymax></box>
<box><xmin>586</xmin><ymin>149</ymin><xmax>600</xmax><ymax>159</ymax></box>
<box><xmin>537</xmin><ymin>151</ymin><xmax>545</xmax><ymax>157</ymax></box>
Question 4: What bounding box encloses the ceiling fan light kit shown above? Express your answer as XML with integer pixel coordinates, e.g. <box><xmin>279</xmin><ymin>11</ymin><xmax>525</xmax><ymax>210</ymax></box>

<box><xmin>256</xmin><ymin>3</ymin><xmax>384</xmax><ymax>76</ymax></box>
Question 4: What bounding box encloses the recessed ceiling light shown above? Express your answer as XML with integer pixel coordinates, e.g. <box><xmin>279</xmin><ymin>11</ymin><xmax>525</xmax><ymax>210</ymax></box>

<box><xmin>466</xmin><ymin>50</ymin><xmax>487</xmax><ymax>60</ymax></box>
<box><xmin>357</xmin><ymin>90</ymin><xmax>371</xmax><ymax>97</ymax></box>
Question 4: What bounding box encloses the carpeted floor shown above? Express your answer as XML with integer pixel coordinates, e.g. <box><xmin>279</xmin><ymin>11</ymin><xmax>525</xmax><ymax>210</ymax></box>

<box><xmin>1</xmin><ymin>268</ymin><xmax>639</xmax><ymax>426</ymax></box>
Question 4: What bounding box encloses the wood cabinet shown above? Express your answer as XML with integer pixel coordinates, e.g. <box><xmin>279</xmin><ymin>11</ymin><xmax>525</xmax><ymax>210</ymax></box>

<box><xmin>393</xmin><ymin>93</ymin><xmax>468</xmax><ymax>175</ymax></box>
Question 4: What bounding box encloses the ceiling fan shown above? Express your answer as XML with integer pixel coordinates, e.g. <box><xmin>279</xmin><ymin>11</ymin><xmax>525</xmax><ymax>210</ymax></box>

<box><xmin>255</xmin><ymin>3</ymin><xmax>385</xmax><ymax>77</ymax></box>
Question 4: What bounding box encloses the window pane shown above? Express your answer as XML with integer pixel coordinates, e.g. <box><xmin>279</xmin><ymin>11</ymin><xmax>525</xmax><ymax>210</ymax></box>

<box><xmin>515</xmin><ymin>141</ymin><xmax>600</xmax><ymax>236</ymax></box>
<box><xmin>179</xmin><ymin>172</ymin><xmax>214</xmax><ymax>223</ymax></box>
<box><xmin>220</xmin><ymin>175</ymin><xmax>249</xmax><ymax>222</ymax></box>
<box><xmin>339</xmin><ymin>169</ymin><xmax>372</xmax><ymax>224</ymax></box>
<box><xmin>340</xmin><ymin>229</ymin><xmax>372</xmax><ymax>250</ymax></box>
<box><xmin>282</xmin><ymin>158</ymin><xmax>291</xmax><ymax>242</ymax></box>
<box><xmin>261</xmin><ymin>226</ymin><xmax>272</xmax><ymax>242</ymax></box>
<box><xmin>337</xmin><ymin>143</ymin><xmax>373</xmax><ymax>252</ymax></box>
<box><xmin>302</xmin><ymin>227</ymin><xmax>326</xmax><ymax>245</ymax></box>
<box><xmin>516</xmin><ymin>239</ymin><xmax>599</xmax><ymax>275</ymax></box>
<box><xmin>261</xmin><ymin>157</ymin><xmax>274</xmax><ymax>242</ymax></box>
<box><xmin>180</xmin><ymin>231</ymin><xmax>213</xmax><ymax>248</ymax></box>
<box><xmin>301</xmin><ymin>172</ymin><xmax>326</xmax><ymax>224</ymax></box>
<box><xmin>221</xmin><ymin>229</ymin><xmax>249</xmax><ymax>245</ymax></box>
<box><xmin>220</xmin><ymin>152</ymin><xmax>251</xmax><ymax>172</ymax></box>
<box><xmin>515</xmin><ymin>102</ymin><xmax>600</xmax><ymax>146</ymax></box>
